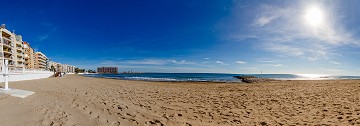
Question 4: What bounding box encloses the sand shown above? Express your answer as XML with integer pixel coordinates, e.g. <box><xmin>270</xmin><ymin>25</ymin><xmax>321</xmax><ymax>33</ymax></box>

<box><xmin>0</xmin><ymin>75</ymin><xmax>360</xmax><ymax>125</ymax></box>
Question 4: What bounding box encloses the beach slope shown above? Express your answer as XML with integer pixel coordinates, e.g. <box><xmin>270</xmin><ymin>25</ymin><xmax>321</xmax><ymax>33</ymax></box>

<box><xmin>1</xmin><ymin>75</ymin><xmax>360</xmax><ymax>125</ymax></box>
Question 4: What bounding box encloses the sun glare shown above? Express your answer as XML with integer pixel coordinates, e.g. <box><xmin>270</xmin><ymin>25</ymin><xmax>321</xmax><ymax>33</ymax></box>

<box><xmin>304</xmin><ymin>6</ymin><xmax>324</xmax><ymax>27</ymax></box>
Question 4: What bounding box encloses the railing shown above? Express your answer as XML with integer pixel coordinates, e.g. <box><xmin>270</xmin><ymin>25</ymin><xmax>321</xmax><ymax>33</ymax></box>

<box><xmin>16</xmin><ymin>43</ymin><xmax>22</xmax><ymax>47</ymax></box>
<box><xmin>3</xmin><ymin>56</ymin><xmax>12</xmax><ymax>60</ymax></box>
<box><xmin>2</xmin><ymin>37</ymin><xmax>12</xmax><ymax>41</ymax></box>
<box><xmin>2</xmin><ymin>39</ymin><xmax>14</xmax><ymax>47</ymax></box>
<box><xmin>0</xmin><ymin>66</ymin><xmax>52</xmax><ymax>74</ymax></box>
<box><xmin>38</xmin><ymin>59</ymin><xmax>48</xmax><ymax>64</ymax></box>
<box><xmin>17</xmin><ymin>48</ymin><xmax>22</xmax><ymax>52</ymax></box>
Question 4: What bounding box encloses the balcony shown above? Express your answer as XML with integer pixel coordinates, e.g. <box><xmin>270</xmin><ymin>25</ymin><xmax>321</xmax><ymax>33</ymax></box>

<box><xmin>4</xmin><ymin>53</ymin><xmax>12</xmax><ymax>57</ymax></box>
<box><xmin>3</xmin><ymin>49</ymin><xmax>12</xmax><ymax>55</ymax></box>
<box><xmin>3</xmin><ymin>57</ymin><xmax>11</xmax><ymax>60</ymax></box>
<box><xmin>40</xmin><ymin>61</ymin><xmax>47</xmax><ymax>65</ymax></box>
<box><xmin>2</xmin><ymin>39</ymin><xmax>13</xmax><ymax>48</ymax></box>
<box><xmin>2</xmin><ymin>44</ymin><xmax>11</xmax><ymax>48</ymax></box>
<box><xmin>38</xmin><ymin>58</ymin><xmax>45</xmax><ymax>62</ymax></box>
<box><xmin>16</xmin><ymin>43</ymin><xmax>22</xmax><ymax>47</ymax></box>
<box><xmin>37</xmin><ymin>61</ymin><xmax>46</xmax><ymax>65</ymax></box>
<box><xmin>2</xmin><ymin>36</ymin><xmax>12</xmax><ymax>41</ymax></box>
<box><xmin>37</xmin><ymin>56</ymin><xmax>44</xmax><ymax>59</ymax></box>
<box><xmin>8</xmin><ymin>61</ymin><xmax>15</xmax><ymax>66</ymax></box>
<box><xmin>16</xmin><ymin>66</ymin><xmax>24</xmax><ymax>68</ymax></box>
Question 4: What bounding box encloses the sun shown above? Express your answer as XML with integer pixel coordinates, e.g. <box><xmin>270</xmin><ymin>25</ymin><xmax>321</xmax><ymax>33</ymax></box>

<box><xmin>304</xmin><ymin>6</ymin><xmax>324</xmax><ymax>27</ymax></box>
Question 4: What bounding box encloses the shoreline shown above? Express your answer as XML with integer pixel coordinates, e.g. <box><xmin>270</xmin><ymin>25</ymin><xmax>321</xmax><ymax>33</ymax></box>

<box><xmin>83</xmin><ymin>75</ymin><xmax>360</xmax><ymax>84</ymax></box>
<box><xmin>0</xmin><ymin>75</ymin><xmax>360</xmax><ymax>125</ymax></box>
<box><xmin>83</xmin><ymin>76</ymin><xmax>244</xmax><ymax>83</ymax></box>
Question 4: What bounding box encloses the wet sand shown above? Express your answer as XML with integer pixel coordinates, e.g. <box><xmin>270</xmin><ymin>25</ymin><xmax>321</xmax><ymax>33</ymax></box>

<box><xmin>0</xmin><ymin>75</ymin><xmax>360</xmax><ymax>125</ymax></box>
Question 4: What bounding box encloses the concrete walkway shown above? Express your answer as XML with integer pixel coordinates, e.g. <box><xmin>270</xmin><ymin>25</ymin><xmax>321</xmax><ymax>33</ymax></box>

<box><xmin>0</xmin><ymin>89</ymin><xmax>34</xmax><ymax>98</ymax></box>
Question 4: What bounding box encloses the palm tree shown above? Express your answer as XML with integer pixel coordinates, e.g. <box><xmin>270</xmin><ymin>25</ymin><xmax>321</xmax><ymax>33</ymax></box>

<box><xmin>50</xmin><ymin>65</ymin><xmax>56</xmax><ymax>75</ymax></box>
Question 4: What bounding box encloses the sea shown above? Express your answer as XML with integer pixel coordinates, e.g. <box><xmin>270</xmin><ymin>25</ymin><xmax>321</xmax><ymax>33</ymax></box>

<box><xmin>83</xmin><ymin>73</ymin><xmax>360</xmax><ymax>82</ymax></box>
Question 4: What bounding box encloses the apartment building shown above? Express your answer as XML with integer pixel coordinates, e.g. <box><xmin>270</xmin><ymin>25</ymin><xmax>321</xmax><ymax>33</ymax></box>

<box><xmin>14</xmin><ymin>35</ymin><xmax>25</xmax><ymax>70</ymax></box>
<box><xmin>34</xmin><ymin>52</ymin><xmax>48</xmax><ymax>69</ymax></box>
<box><xmin>24</xmin><ymin>42</ymin><xmax>35</xmax><ymax>69</ymax></box>
<box><xmin>47</xmin><ymin>61</ymin><xmax>61</xmax><ymax>72</ymax></box>
<box><xmin>67</xmin><ymin>65</ymin><xmax>75</xmax><ymax>73</ymax></box>
<box><xmin>56</xmin><ymin>63</ymin><xmax>63</xmax><ymax>72</ymax></box>
<box><xmin>97</xmin><ymin>67</ymin><xmax>118</xmax><ymax>74</ymax></box>
<box><xmin>47</xmin><ymin>60</ymin><xmax>55</xmax><ymax>71</ymax></box>
<box><xmin>62</xmin><ymin>64</ymin><xmax>75</xmax><ymax>73</ymax></box>
<box><xmin>2</xmin><ymin>24</ymin><xmax>76</xmax><ymax>72</ymax></box>
<box><xmin>0</xmin><ymin>24</ymin><xmax>16</xmax><ymax>70</ymax></box>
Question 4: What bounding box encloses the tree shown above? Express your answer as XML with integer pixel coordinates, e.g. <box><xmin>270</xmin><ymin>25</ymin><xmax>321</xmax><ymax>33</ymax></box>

<box><xmin>75</xmin><ymin>68</ymin><xmax>86</xmax><ymax>74</ymax></box>
<box><xmin>50</xmin><ymin>65</ymin><xmax>55</xmax><ymax>71</ymax></box>
<box><xmin>87</xmin><ymin>69</ymin><xmax>96</xmax><ymax>73</ymax></box>
<box><xmin>75</xmin><ymin>68</ymin><xmax>80</xmax><ymax>74</ymax></box>
<box><xmin>50</xmin><ymin>65</ymin><xmax>56</xmax><ymax>75</ymax></box>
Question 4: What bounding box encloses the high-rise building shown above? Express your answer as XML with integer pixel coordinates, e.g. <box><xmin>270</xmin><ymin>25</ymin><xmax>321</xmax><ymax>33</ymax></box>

<box><xmin>24</xmin><ymin>42</ymin><xmax>35</xmax><ymax>69</ymax></box>
<box><xmin>61</xmin><ymin>64</ymin><xmax>75</xmax><ymax>73</ymax></box>
<box><xmin>97</xmin><ymin>67</ymin><xmax>118</xmax><ymax>74</ymax></box>
<box><xmin>0</xmin><ymin>24</ymin><xmax>16</xmax><ymax>70</ymax></box>
<box><xmin>47</xmin><ymin>60</ymin><xmax>54</xmax><ymax>71</ymax></box>
<box><xmin>34</xmin><ymin>52</ymin><xmax>48</xmax><ymax>70</ymax></box>
<box><xmin>14</xmin><ymin>35</ymin><xmax>25</xmax><ymax>70</ymax></box>
<box><xmin>68</xmin><ymin>65</ymin><xmax>75</xmax><ymax>73</ymax></box>
<box><xmin>56</xmin><ymin>63</ymin><xmax>62</xmax><ymax>72</ymax></box>
<box><xmin>1</xmin><ymin>24</ymin><xmax>76</xmax><ymax>72</ymax></box>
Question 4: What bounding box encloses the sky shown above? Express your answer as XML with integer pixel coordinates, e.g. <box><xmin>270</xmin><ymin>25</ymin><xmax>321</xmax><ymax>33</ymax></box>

<box><xmin>1</xmin><ymin>0</ymin><xmax>360</xmax><ymax>75</ymax></box>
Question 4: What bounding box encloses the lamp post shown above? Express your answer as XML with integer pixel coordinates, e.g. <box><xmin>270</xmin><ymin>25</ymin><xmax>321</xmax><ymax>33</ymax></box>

<box><xmin>3</xmin><ymin>59</ymin><xmax>9</xmax><ymax>90</ymax></box>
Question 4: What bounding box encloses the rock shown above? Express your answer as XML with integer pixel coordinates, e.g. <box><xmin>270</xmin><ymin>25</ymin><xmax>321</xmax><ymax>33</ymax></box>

<box><xmin>234</xmin><ymin>76</ymin><xmax>273</xmax><ymax>83</ymax></box>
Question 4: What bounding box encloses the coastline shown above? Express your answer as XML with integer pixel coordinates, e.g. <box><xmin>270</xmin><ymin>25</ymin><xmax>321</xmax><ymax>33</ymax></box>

<box><xmin>1</xmin><ymin>75</ymin><xmax>360</xmax><ymax>125</ymax></box>
<box><xmin>84</xmin><ymin>73</ymin><xmax>360</xmax><ymax>83</ymax></box>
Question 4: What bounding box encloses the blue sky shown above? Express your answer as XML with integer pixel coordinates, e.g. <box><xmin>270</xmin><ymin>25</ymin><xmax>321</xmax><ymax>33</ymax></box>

<box><xmin>1</xmin><ymin>0</ymin><xmax>360</xmax><ymax>75</ymax></box>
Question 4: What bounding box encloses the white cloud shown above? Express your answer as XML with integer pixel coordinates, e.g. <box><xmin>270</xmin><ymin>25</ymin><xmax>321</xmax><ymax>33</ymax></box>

<box><xmin>126</xmin><ymin>59</ymin><xmax>167</xmax><ymax>65</ymax></box>
<box><xmin>314</xmin><ymin>68</ymin><xmax>347</xmax><ymax>75</ymax></box>
<box><xmin>253</xmin><ymin>4</ymin><xmax>285</xmax><ymax>27</ymax></box>
<box><xmin>235</xmin><ymin>61</ymin><xmax>246</xmax><ymax>64</ymax></box>
<box><xmin>329</xmin><ymin>61</ymin><xmax>341</xmax><ymax>65</ymax></box>
<box><xmin>37</xmin><ymin>34</ymin><xmax>49</xmax><ymax>41</ymax></box>
<box><xmin>231</xmin><ymin>1</ymin><xmax>360</xmax><ymax>62</ymax></box>
<box><xmin>254</xmin><ymin>16</ymin><xmax>277</xmax><ymax>27</ymax></box>
<box><xmin>270</xmin><ymin>64</ymin><xmax>283</xmax><ymax>67</ymax></box>
<box><xmin>36</xmin><ymin>26</ymin><xmax>58</xmax><ymax>42</ymax></box>
<box><xmin>216</xmin><ymin>61</ymin><xmax>224</xmax><ymax>64</ymax></box>
<box><xmin>202</xmin><ymin>61</ymin><xmax>211</xmax><ymax>64</ymax></box>
<box><xmin>97</xmin><ymin>60</ymin><xmax>231</xmax><ymax>73</ymax></box>
<box><xmin>167</xmin><ymin>60</ymin><xmax>195</xmax><ymax>65</ymax></box>
<box><xmin>215</xmin><ymin>61</ymin><xmax>229</xmax><ymax>65</ymax></box>
<box><xmin>113</xmin><ymin>65</ymin><xmax>229</xmax><ymax>73</ymax></box>
<box><xmin>258</xmin><ymin>60</ymin><xmax>274</xmax><ymax>63</ymax></box>
<box><xmin>100</xmin><ymin>59</ymin><xmax>196</xmax><ymax>66</ymax></box>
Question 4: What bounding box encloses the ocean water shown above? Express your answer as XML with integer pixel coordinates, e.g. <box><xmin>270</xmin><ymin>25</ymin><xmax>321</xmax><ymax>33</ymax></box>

<box><xmin>84</xmin><ymin>73</ymin><xmax>360</xmax><ymax>82</ymax></box>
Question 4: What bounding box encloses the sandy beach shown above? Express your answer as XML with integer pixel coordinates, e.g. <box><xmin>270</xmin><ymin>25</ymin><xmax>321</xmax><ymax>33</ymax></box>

<box><xmin>0</xmin><ymin>75</ymin><xmax>360</xmax><ymax>125</ymax></box>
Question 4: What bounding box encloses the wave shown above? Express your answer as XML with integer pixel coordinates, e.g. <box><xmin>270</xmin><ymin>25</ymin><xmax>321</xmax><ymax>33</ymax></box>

<box><xmin>124</xmin><ymin>77</ymin><xmax>178</xmax><ymax>81</ymax></box>
<box><xmin>83</xmin><ymin>73</ymin><xmax>360</xmax><ymax>82</ymax></box>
